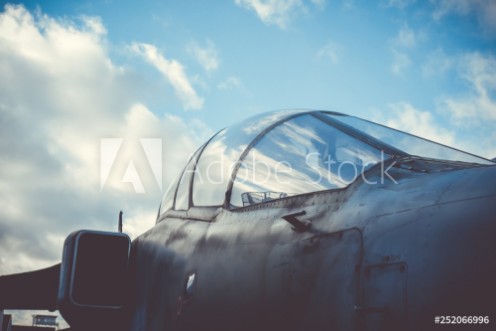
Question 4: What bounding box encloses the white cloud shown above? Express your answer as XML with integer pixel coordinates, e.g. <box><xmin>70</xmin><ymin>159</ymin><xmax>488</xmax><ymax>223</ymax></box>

<box><xmin>342</xmin><ymin>0</ymin><xmax>355</xmax><ymax>11</ymax></box>
<box><xmin>235</xmin><ymin>0</ymin><xmax>302</xmax><ymax>29</ymax></box>
<box><xmin>0</xmin><ymin>4</ymin><xmax>210</xmax><ymax>277</ymax></box>
<box><xmin>132</xmin><ymin>42</ymin><xmax>204</xmax><ymax>110</ymax></box>
<box><xmin>391</xmin><ymin>49</ymin><xmax>411</xmax><ymax>75</ymax></box>
<box><xmin>310</xmin><ymin>0</ymin><xmax>326</xmax><ymax>9</ymax></box>
<box><xmin>386</xmin><ymin>0</ymin><xmax>417</xmax><ymax>9</ymax></box>
<box><xmin>218</xmin><ymin>75</ymin><xmax>243</xmax><ymax>90</ymax></box>
<box><xmin>187</xmin><ymin>39</ymin><xmax>220</xmax><ymax>72</ymax></box>
<box><xmin>437</xmin><ymin>52</ymin><xmax>496</xmax><ymax>123</ymax></box>
<box><xmin>316</xmin><ymin>41</ymin><xmax>341</xmax><ymax>64</ymax></box>
<box><xmin>382</xmin><ymin>101</ymin><xmax>496</xmax><ymax>159</ymax></box>
<box><xmin>234</xmin><ymin>0</ymin><xmax>324</xmax><ymax>29</ymax></box>
<box><xmin>431</xmin><ymin>0</ymin><xmax>496</xmax><ymax>37</ymax></box>
<box><xmin>81</xmin><ymin>15</ymin><xmax>107</xmax><ymax>36</ymax></box>
<box><xmin>393</xmin><ymin>23</ymin><xmax>417</xmax><ymax>48</ymax></box>
<box><xmin>382</xmin><ymin>51</ymin><xmax>496</xmax><ymax>159</ymax></box>
<box><xmin>390</xmin><ymin>23</ymin><xmax>422</xmax><ymax>75</ymax></box>
<box><xmin>422</xmin><ymin>47</ymin><xmax>454</xmax><ymax>77</ymax></box>
<box><xmin>383</xmin><ymin>102</ymin><xmax>455</xmax><ymax>146</ymax></box>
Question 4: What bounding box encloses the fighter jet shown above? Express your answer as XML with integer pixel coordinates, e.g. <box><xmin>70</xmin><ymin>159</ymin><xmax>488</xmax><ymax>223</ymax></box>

<box><xmin>1</xmin><ymin>110</ymin><xmax>495</xmax><ymax>331</ymax></box>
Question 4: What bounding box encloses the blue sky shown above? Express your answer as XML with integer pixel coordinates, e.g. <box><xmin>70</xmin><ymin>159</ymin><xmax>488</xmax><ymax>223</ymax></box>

<box><xmin>8</xmin><ymin>0</ymin><xmax>496</xmax><ymax>130</ymax></box>
<box><xmin>0</xmin><ymin>0</ymin><xmax>495</xmax><ymax>325</ymax></box>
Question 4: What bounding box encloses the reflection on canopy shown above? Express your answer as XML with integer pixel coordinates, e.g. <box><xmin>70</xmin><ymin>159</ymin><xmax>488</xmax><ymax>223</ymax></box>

<box><xmin>159</xmin><ymin>110</ymin><xmax>493</xmax><ymax>215</ymax></box>
<box><xmin>175</xmin><ymin>147</ymin><xmax>202</xmax><ymax>210</ymax></box>
<box><xmin>326</xmin><ymin>114</ymin><xmax>493</xmax><ymax>165</ymax></box>
<box><xmin>192</xmin><ymin>110</ymin><xmax>300</xmax><ymax>206</ymax></box>
<box><xmin>230</xmin><ymin>115</ymin><xmax>382</xmax><ymax>207</ymax></box>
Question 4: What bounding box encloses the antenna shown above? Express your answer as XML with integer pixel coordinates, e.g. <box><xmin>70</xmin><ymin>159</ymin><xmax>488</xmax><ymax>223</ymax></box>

<box><xmin>118</xmin><ymin>211</ymin><xmax>123</xmax><ymax>233</ymax></box>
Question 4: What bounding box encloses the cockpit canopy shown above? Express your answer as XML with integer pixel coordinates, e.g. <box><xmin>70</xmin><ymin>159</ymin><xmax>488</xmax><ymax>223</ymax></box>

<box><xmin>159</xmin><ymin>110</ymin><xmax>492</xmax><ymax>215</ymax></box>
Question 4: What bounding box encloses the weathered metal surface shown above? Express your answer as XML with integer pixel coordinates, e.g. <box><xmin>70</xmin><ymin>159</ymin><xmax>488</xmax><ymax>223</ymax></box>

<box><xmin>126</xmin><ymin>162</ymin><xmax>496</xmax><ymax>331</ymax></box>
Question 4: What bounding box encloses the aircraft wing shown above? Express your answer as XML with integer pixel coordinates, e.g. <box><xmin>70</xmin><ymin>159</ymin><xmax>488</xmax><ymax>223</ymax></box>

<box><xmin>0</xmin><ymin>264</ymin><xmax>60</xmax><ymax>311</ymax></box>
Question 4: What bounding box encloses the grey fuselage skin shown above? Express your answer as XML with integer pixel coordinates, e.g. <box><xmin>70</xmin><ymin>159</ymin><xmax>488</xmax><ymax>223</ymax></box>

<box><xmin>122</xmin><ymin>159</ymin><xmax>496</xmax><ymax>331</ymax></box>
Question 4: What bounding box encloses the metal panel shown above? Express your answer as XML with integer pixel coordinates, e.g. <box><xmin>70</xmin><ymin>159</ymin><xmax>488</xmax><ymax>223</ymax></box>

<box><xmin>263</xmin><ymin>228</ymin><xmax>363</xmax><ymax>330</ymax></box>
<box><xmin>361</xmin><ymin>262</ymin><xmax>407</xmax><ymax>331</ymax></box>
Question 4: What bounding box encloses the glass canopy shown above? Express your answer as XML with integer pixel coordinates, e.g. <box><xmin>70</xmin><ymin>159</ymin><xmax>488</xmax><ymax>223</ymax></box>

<box><xmin>159</xmin><ymin>110</ymin><xmax>493</xmax><ymax>215</ymax></box>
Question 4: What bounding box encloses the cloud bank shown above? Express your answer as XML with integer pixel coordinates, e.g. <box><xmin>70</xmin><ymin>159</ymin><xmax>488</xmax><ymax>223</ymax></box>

<box><xmin>0</xmin><ymin>4</ymin><xmax>210</xmax><ymax>277</ymax></box>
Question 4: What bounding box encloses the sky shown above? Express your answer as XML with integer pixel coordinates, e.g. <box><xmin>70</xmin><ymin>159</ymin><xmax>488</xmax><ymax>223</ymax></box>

<box><xmin>0</xmin><ymin>0</ymin><xmax>495</xmax><ymax>326</ymax></box>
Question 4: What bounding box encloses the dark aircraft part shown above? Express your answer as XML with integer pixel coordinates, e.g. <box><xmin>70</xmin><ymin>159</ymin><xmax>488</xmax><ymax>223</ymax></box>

<box><xmin>0</xmin><ymin>264</ymin><xmax>60</xmax><ymax>310</ymax></box>
<box><xmin>119</xmin><ymin>210</ymin><xmax>123</xmax><ymax>233</ymax></box>
<box><xmin>58</xmin><ymin>230</ymin><xmax>131</xmax><ymax>330</ymax></box>
<box><xmin>281</xmin><ymin>210</ymin><xmax>311</xmax><ymax>232</ymax></box>
<box><xmin>359</xmin><ymin>262</ymin><xmax>407</xmax><ymax>330</ymax></box>
<box><xmin>280</xmin><ymin>227</ymin><xmax>364</xmax><ymax>330</ymax></box>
